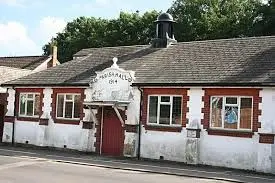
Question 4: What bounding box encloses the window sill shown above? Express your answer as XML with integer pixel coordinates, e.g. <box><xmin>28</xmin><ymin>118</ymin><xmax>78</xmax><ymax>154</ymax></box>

<box><xmin>17</xmin><ymin>116</ymin><xmax>40</xmax><ymax>122</ymax></box>
<box><xmin>145</xmin><ymin>125</ymin><xmax>182</xmax><ymax>132</ymax></box>
<box><xmin>54</xmin><ymin>118</ymin><xmax>80</xmax><ymax>125</ymax></box>
<box><xmin>207</xmin><ymin>129</ymin><xmax>254</xmax><ymax>138</ymax></box>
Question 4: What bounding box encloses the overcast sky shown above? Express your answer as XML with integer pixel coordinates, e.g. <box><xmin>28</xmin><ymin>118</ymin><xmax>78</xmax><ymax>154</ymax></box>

<box><xmin>0</xmin><ymin>0</ymin><xmax>173</xmax><ymax>56</ymax></box>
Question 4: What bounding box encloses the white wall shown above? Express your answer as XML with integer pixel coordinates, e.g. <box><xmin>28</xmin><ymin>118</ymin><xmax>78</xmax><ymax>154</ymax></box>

<box><xmin>124</xmin><ymin>132</ymin><xmax>138</xmax><ymax>157</ymax></box>
<box><xmin>32</xmin><ymin>57</ymin><xmax>52</xmax><ymax>73</ymax></box>
<box><xmin>42</xmin><ymin>87</ymin><xmax>95</xmax><ymax>152</ymax></box>
<box><xmin>2</xmin><ymin>87</ymin><xmax>96</xmax><ymax>152</ymax></box>
<box><xmin>6</xmin><ymin>88</ymin><xmax>15</xmax><ymax>116</ymax></box>
<box><xmin>2</xmin><ymin>88</ymin><xmax>15</xmax><ymax>143</ymax></box>
<box><xmin>14</xmin><ymin>120</ymin><xmax>40</xmax><ymax>145</ymax></box>
<box><xmin>259</xmin><ymin>89</ymin><xmax>275</xmax><ymax>133</ymax></box>
<box><xmin>199</xmin><ymin>131</ymin><xmax>258</xmax><ymax>170</ymax></box>
<box><xmin>187</xmin><ymin>88</ymin><xmax>204</xmax><ymax>129</ymax></box>
<box><xmin>272</xmin><ymin>144</ymin><xmax>275</xmax><ymax>174</ymax></box>
<box><xmin>2</xmin><ymin>123</ymin><xmax>13</xmax><ymax>142</ymax></box>
<box><xmin>125</xmin><ymin>87</ymin><xmax>140</xmax><ymax>125</ymax></box>
<box><xmin>3</xmin><ymin>85</ymin><xmax>275</xmax><ymax>173</ymax></box>
<box><xmin>141</xmin><ymin>127</ymin><xmax>187</xmax><ymax>162</ymax></box>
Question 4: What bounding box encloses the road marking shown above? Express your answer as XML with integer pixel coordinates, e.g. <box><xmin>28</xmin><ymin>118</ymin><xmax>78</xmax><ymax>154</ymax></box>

<box><xmin>0</xmin><ymin>160</ymin><xmax>47</xmax><ymax>171</ymax></box>
<box><xmin>0</xmin><ymin>148</ymin><xmax>274</xmax><ymax>181</ymax></box>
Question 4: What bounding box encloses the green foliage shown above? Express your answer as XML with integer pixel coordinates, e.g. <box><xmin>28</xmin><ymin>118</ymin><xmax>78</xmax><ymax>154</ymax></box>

<box><xmin>254</xmin><ymin>0</ymin><xmax>275</xmax><ymax>35</ymax></box>
<box><xmin>43</xmin><ymin>11</ymin><xmax>159</xmax><ymax>63</ymax></box>
<box><xmin>168</xmin><ymin>0</ymin><xmax>262</xmax><ymax>41</ymax></box>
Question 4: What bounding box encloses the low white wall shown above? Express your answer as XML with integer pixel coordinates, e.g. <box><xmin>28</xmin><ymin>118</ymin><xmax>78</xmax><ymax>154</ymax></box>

<box><xmin>257</xmin><ymin>142</ymin><xmax>273</xmax><ymax>173</ymax></box>
<box><xmin>199</xmin><ymin>130</ymin><xmax>258</xmax><ymax>170</ymax></box>
<box><xmin>140</xmin><ymin>127</ymin><xmax>187</xmax><ymax>162</ymax></box>
<box><xmin>14</xmin><ymin>120</ymin><xmax>40</xmax><ymax>145</ymax></box>
<box><xmin>46</xmin><ymin>120</ymin><xmax>94</xmax><ymax>151</ymax></box>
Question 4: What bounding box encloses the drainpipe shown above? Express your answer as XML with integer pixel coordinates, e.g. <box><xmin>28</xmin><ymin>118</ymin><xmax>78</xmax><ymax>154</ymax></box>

<box><xmin>11</xmin><ymin>86</ymin><xmax>16</xmax><ymax>145</ymax></box>
<box><xmin>137</xmin><ymin>87</ymin><xmax>143</xmax><ymax>160</ymax></box>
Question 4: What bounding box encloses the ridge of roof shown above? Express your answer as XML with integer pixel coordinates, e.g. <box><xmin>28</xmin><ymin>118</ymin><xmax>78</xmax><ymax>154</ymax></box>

<box><xmin>0</xmin><ymin>55</ymin><xmax>48</xmax><ymax>59</ymax></box>
<box><xmin>175</xmin><ymin>35</ymin><xmax>275</xmax><ymax>45</ymax></box>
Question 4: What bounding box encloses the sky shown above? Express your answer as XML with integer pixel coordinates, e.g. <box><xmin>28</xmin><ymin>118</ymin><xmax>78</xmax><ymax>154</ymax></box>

<box><xmin>0</xmin><ymin>0</ymin><xmax>174</xmax><ymax>56</ymax></box>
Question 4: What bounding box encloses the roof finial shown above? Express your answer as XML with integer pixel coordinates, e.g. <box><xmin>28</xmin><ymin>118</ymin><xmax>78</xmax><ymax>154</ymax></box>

<box><xmin>112</xmin><ymin>57</ymin><xmax>119</xmax><ymax>68</ymax></box>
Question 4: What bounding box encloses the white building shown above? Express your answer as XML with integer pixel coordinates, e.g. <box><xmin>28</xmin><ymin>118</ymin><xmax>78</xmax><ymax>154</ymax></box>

<box><xmin>1</xmin><ymin>13</ymin><xmax>275</xmax><ymax>174</ymax></box>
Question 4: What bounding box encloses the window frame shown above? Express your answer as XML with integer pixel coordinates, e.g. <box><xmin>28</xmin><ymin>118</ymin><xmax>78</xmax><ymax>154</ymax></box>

<box><xmin>56</xmin><ymin>93</ymin><xmax>81</xmax><ymax>120</ymax></box>
<box><xmin>147</xmin><ymin>95</ymin><xmax>183</xmax><ymax>126</ymax></box>
<box><xmin>18</xmin><ymin>92</ymin><xmax>40</xmax><ymax>118</ymax></box>
<box><xmin>209</xmin><ymin>96</ymin><xmax>253</xmax><ymax>131</ymax></box>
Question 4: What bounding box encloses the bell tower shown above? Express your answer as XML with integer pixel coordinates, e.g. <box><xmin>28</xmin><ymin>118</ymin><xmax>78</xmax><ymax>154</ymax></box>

<box><xmin>151</xmin><ymin>12</ymin><xmax>177</xmax><ymax>48</ymax></box>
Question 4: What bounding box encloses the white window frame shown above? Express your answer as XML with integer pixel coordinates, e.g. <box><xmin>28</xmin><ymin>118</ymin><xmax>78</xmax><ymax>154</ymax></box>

<box><xmin>56</xmin><ymin>93</ymin><xmax>81</xmax><ymax>120</ymax></box>
<box><xmin>210</xmin><ymin>96</ymin><xmax>253</xmax><ymax>131</ymax></box>
<box><xmin>19</xmin><ymin>93</ymin><xmax>40</xmax><ymax>117</ymax></box>
<box><xmin>147</xmin><ymin>95</ymin><xmax>182</xmax><ymax>126</ymax></box>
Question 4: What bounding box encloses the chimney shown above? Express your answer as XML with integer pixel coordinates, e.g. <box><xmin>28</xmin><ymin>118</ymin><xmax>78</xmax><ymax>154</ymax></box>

<box><xmin>151</xmin><ymin>12</ymin><xmax>177</xmax><ymax>48</ymax></box>
<box><xmin>52</xmin><ymin>46</ymin><xmax>58</xmax><ymax>67</ymax></box>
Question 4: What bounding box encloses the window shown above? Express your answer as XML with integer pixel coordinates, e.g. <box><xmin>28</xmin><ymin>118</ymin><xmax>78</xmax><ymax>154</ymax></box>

<box><xmin>56</xmin><ymin>94</ymin><xmax>81</xmax><ymax>119</ymax></box>
<box><xmin>19</xmin><ymin>93</ymin><xmax>40</xmax><ymax>117</ymax></box>
<box><xmin>148</xmin><ymin>96</ymin><xmax>182</xmax><ymax>126</ymax></box>
<box><xmin>210</xmin><ymin>96</ymin><xmax>252</xmax><ymax>130</ymax></box>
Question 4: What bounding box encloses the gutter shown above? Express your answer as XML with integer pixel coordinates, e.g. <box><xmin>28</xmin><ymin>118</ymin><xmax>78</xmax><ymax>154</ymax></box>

<box><xmin>132</xmin><ymin>82</ymin><xmax>275</xmax><ymax>87</ymax></box>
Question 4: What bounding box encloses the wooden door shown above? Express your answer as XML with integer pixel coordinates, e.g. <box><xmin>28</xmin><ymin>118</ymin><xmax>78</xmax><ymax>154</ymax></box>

<box><xmin>101</xmin><ymin>107</ymin><xmax>124</xmax><ymax>156</ymax></box>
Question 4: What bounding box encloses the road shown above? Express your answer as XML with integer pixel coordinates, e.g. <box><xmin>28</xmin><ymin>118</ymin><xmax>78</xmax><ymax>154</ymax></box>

<box><xmin>0</xmin><ymin>155</ymin><xmax>230</xmax><ymax>183</ymax></box>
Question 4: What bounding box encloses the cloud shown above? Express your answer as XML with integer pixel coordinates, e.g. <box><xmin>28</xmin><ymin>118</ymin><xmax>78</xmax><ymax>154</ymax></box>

<box><xmin>38</xmin><ymin>16</ymin><xmax>66</xmax><ymax>43</ymax></box>
<box><xmin>0</xmin><ymin>0</ymin><xmax>26</xmax><ymax>7</ymax></box>
<box><xmin>71</xmin><ymin>0</ymin><xmax>131</xmax><ymax>18</ymax></box>
<box><xmin>95</xmin><ymin>0</ymin><xmax>108</xmax><ymax>6</ymax></box>
<box><xmin>0</xmin><ymin>0</ymin><xmax>43</xmax><ymax>7</ymax></box>
<box><xmin>0</xmin><ymin>21</ymin><xmax>40</xmax><ymax>56</ymax></box>
<box><xmin>0</xmin><ymin>16</ymin><xmax>67</xmax><ymax>56</ymax></box>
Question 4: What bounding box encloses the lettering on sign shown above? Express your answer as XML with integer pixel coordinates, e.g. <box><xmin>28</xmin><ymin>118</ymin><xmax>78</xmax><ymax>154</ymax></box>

<box><xmin>91</xmin><ymin>70</ymin><xmax>133</xmax><ymax>84</ymax></box>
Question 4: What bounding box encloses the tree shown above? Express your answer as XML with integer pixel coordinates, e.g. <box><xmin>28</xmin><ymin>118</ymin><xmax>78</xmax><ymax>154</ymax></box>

<box><xmin>43</xmin><ymin>11</ymin><xmax>159</xmax><ymax>63</ymax></box>
<box><xmin>168</xmin><ymin>0</ymin><xmax>262</xmax><ymax>41</ymax></box>
<box><xmin>254</xmin><ymin>0</ymin><xmax>275</xmax><ymax>35</ymax></box>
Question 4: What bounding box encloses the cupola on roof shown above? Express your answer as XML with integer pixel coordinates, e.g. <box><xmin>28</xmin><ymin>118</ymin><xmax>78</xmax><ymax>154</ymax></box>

<box><xmin>155</xmin><ymin>12</ymin><xmax>175</xmax><ymax>22</ymax></box>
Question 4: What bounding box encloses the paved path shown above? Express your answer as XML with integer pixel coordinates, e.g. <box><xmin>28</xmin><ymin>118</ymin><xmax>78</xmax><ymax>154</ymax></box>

<box><xmin>0</xmin><ymin>145</ymin><xmax>274</xmax><ymax>183</ymax></box>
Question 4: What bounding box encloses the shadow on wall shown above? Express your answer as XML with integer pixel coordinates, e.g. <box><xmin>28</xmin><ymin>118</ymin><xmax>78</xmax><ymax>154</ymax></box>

<box><xmin>221</xmin><ymin>47</ymin><xmax>275</xmax><ymax>83</ymax></box>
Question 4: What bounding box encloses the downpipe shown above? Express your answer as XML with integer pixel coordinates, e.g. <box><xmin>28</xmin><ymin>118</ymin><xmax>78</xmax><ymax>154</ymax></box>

<box><xmin>137</xmin><ymin>87</ymin><xmax>143</xmax><ymax>160</ymax></box>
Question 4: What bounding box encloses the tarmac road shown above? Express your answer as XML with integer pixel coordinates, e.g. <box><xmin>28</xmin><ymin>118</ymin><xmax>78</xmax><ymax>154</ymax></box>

<box><xmin>0</xmin><ymin>155</ymin><xmax>230</xmax><ymax>183</ymax></box>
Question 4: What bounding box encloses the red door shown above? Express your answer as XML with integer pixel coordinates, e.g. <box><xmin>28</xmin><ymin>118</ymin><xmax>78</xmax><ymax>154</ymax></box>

<box><xmin>0</xmin><ymin>105</ymin><xmax>4</xmax><ymax>142</ymax></box>
<box><xmin>101</xmin><ymin>107</ymin><xmax>124</xmax><ymax>156</ymax></box>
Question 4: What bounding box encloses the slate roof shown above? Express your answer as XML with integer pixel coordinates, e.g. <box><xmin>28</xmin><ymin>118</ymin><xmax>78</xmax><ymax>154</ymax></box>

<box><xmin>3</xmin><ymin>36</ymin><xmax>275</xmax><ymax>87</ymax></box>
<box><xmin>0</xmin><ymin>66</ymin><xmax>32</xmax><ymax>84</ymax></box>
<box><xmin>0</xmin><ymin>56</ymin><xmax>50</xmax><ymax>70</ymax></box>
